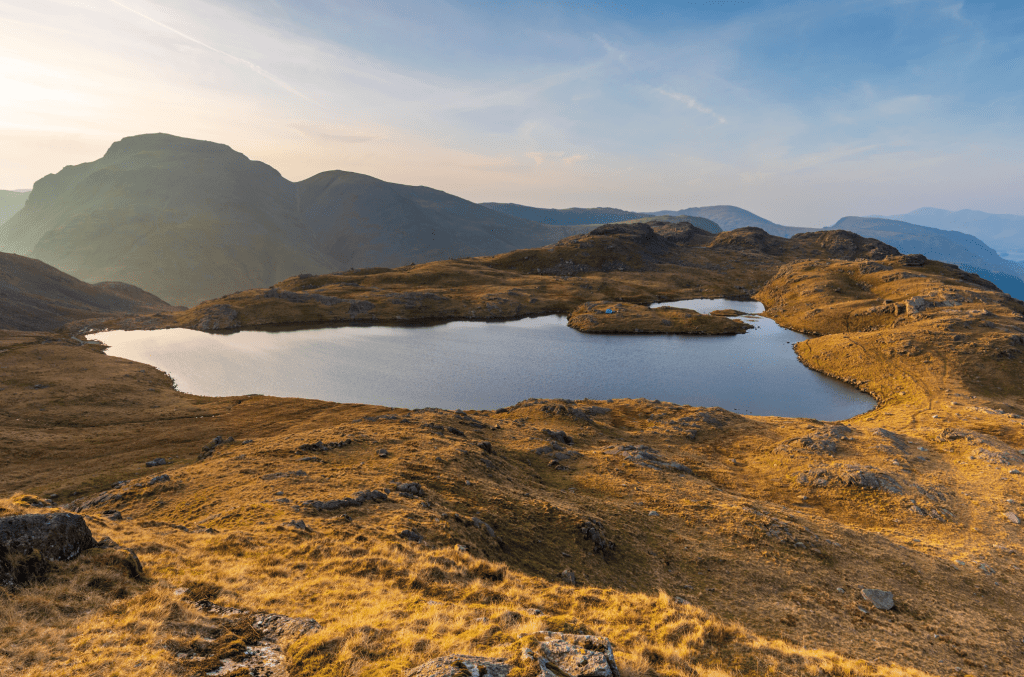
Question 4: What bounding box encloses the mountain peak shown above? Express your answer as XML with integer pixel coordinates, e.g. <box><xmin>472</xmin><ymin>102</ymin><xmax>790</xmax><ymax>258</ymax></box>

<box><xmin>103</xmin><ymin>132</ymin><xmax>238</xmax><ymax>160</ymax></box>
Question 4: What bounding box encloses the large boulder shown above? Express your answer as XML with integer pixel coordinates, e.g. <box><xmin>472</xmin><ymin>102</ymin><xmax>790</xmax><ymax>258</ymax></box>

<box><xmin>0</xmin><ymin>512</ymin><xmax>96</xmax><ymax>588</ymax></box>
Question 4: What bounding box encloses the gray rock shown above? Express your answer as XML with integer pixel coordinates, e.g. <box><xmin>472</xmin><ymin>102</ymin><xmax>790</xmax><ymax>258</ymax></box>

<box><xmin>102</xmin><ymin>510</ymin><xmax>123</xmax><ymax>521</ymax></box>
<box><xmin>580</xmin><ymin>519</ymin><xmax>614</xmax><ymax>555</ymax></box>
<box><xmin>396</xmin><ymin>482</ymin><xmax>424</xmax><ymax>497</ymax></box>
<box><xmin>406</xmin><ymin>655</ymin><xmax>510</xmax><ymax>677</ymax></box>
<box><xmin>399</xmin><ymin>529</ymin><xmax>423</xmax><ymax>542</ymax></box>
<box><xmin>472</xmin><ymin>517</ymin><xmax>496</xmax><ymax>539</ymax></box>
<box><xmin>284</xmin><ymin>519</ymin><xmax>311</xmax><ymax>532</ymax></box>
<box><xmin>542</xmin><ymin>429</ymin><xmax>573</xmax><ymax>445</ymax></box>
<box><xmin>145</xmin><ymin>458</ymin><xmax>169</xmax><ymax>468</ymax></box>
<box><xmin>861</xmin><ymin>588</ymin><xmax>894</xmax><ymax>610</ymax></box>
<box><xmin>1</xmin><ymin>513</ymin><xmax>96</xmax><ymax>588</ymax></box>
<box><xmin>377</xmin><ymin>448</ymin><xmax>389</xmax><ymax>458</ymax></box>
<box><xmin>1006</xmin><ymin>511</ymin><xmax>1021</xmax><ymax>525</ymax></box>
<box><xmin>476</xmin><ymin>441</ymin><xmax>492</xmax><ymax>453</ymax></box>
<box><xmin>561</xmin><ymin>569</ymin><xmax>576</xmax><ymax>585</ymax></box>
<box><xmin>139</xmin><ymin>474</ymin><xmax>171</xmax><ymax>487</ymax></box>
<box><xmin>524</xmin><ymin>632</ymin><xmax>619</xmax><ymax>677</ymax></box>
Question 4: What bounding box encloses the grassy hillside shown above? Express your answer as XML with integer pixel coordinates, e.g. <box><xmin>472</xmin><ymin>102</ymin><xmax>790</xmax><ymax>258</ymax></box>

<box><xmin>828</xmin><ymin>217</ymin><xmax>1024</xmax><ymax>301</ymax></box>
<box><xmin>3</xmin><ymin>225</ymin><xmax>1024</xmax><ymax>675</ymax></box>
<box><xmin>0</xmin><ymin>252</ymin><xmax>179</xmax><ymax>331</ymax></box>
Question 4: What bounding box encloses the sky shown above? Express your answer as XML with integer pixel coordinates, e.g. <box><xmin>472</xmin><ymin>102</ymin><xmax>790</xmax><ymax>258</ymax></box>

<box><xmin>1</xmin><ymin>0</ymin><xmax>1022</xmax><ymax>227</ymax></box>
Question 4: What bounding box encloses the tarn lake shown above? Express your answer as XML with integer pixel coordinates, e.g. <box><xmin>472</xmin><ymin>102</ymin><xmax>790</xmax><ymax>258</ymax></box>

<box><xmin>89</xmin><ymin>299</ymin><xmax>875</xmax><ymax>420</ymax></box>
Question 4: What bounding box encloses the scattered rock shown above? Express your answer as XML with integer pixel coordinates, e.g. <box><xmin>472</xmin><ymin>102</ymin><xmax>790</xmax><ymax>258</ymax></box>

<box><xmin>476</xmin><ymin>441</ymin><xmax>492</xmax><ymax>453</ymax></box>
<box><xmin>302</xmin><ymin>489</ymin><xmax>388</xmax><ymax>511</ymax></box>
<box><xmin>199</xmin><ymin>436</ymin><xmax>226</xmax><ymax>460</ymax></box>
<box><xmin>406</xmin><ymin>655</ymin><xmax>511</xmax><ymax>677</ymax></box>
<box><xmin>145</xmin><ymin>458</ymin><xmax>169</xmax><ymax>468</ymax></box>
<box><xmin>1006</xmin><ymin>512</ymin><xmax>1021</xmax><ymax>525</ymax></box>
<box><xmin>396</xmin><ymin>482</ymin><xmax>424</xmax><ymax>497</ymax></box>
<box><xmin>604</xmin><ymin>444</ymin><xmax>690</xmax><ymax>472</ymax></box>
<box><xmin>283</xmin><ymin>519</ymin><xmax>311</xmax><ymax>532</ymax></box>
<box><xmin>137</xmin><ymin>474</ymin><xmax>171</xmax><ymax>487</ymax></box>
<box><xmin>472</xmin><ymin>517</ymin><xmax>497</xmax><ymax>539</ymax></box>
<box><xmin>377</xmin><ymin>448</ymin><xmax>389</xmax><ymax>458</ymax></box>
<box><xmin>579</xmin><ymin>519</ymin><xmax>614</xmax><ymax>555</ymax></box>
<box><xmin>399</xmin><ymin>529</ymin><xmax>423</xmax><ymax>542</ymax></box>
<box><xmin>861</xmin><ymin>588</ymin><xmax>895</xmax><ymax>610</ymax></box>
<box><xmin>523</xmin><ymin>632</ymin><xmax>619</xmax><ymax>677</ymax></box>
<box><xmin>102</xmin><ymin>510</ymin><xmax>123</xmax><ymax>521</ymax></box>
<box><xmin>542</xmin><ymin>429</ymin><xmax>573</xmax><ymax>445</ymax></box>
<box><xmin>798</xmin><ymin>464</ymin><xmax>902</xmax><ymax>494</ymax></box>
<box><xmin>560</xmin><ymin>569</ymin><xmax>577</xmax><ymax>585</ymax></box>
<box><xmin>297</xmin><ymin>439</ymin><xmax>351</xmax><ymax>453</ymax></box>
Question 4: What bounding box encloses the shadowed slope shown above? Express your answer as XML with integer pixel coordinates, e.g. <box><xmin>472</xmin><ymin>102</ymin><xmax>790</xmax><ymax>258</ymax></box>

<box><xmin>0</xmin><ymin>252</ymin><xmax>178</xmax><ymax>331</ymax></box>
<box><xmin>298</xmin><ymin>172</ymin><xmax>582</xmax><ymax>269</ymax></box>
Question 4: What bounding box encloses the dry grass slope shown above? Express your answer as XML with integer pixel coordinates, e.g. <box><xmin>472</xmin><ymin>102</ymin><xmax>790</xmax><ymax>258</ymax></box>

<box><xmin>2</xmin><ymin>226</ymin><xmax>1023</xmax><ymax>676</ymax></box>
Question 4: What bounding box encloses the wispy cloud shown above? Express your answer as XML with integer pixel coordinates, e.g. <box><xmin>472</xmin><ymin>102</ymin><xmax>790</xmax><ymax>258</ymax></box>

<box><xmin>106</xmin><ymin>0</ymin><xmax>309</xmax><ymax>100</ymax></box>
<box><xmin>656</xmin><ymin>88</ymin><xmax>727</xmax><ymax>124</ymax></box>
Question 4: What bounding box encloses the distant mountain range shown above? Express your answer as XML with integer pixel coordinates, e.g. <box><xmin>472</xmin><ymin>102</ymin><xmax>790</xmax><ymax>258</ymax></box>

<box><xmin>650</xmin><ymin>206</ymin><xmax>817</xmax><ymax>239</ymax></box>
<box><xmin>484</xmin><ymin>203</ymin><xmax>810</xmax><ymax>239</ymax></box>
<box><xmin>826</xmin><ymin>217</ymin><xmax>1024</xmax><ymax>301</ymax></box>
<box><xmin>883</xmin><ymin>208</ymin><xmax>1024</xmax><ymax>262</ymax></box>
<box><xmin>0</xmin><ymin>252</ymin><xmax>178</xmax><ymax>331</ymax></box>
<box><xmin>0</xmin><ymin>190</ymin><xmax>29</xmax><ymax>227</ymax></box>
<box><xmin>485</xmin><ymin>201</ymin><xmax>1024</xmax><ymax>301</ymax></box>
<box><xmin>0</xmin><ymin>134</ymin><xmax>583</xmax><ymax>307</ymax></box>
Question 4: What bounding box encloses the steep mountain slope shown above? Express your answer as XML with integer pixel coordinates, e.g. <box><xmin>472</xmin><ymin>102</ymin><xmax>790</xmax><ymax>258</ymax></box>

<box><xmin>480</xmin><ymin>203</ymin><xmax>650</xmax><ymax>226</ymax></box>
<box><xmin>887</xmin><ymin>207</ymin><xmax>1024</xmax><ymax>261</ymax></box>
<box><xmin>0</xmin><ymin>252</ymin><xmax>178</xmax><ymax>331</ymax></box>
<box><xmin>828</xmin><ymin>216</ymin><xmax>1024</xmax><ymax>300</ymax></box>
<box><xmin>653</xmin><ymin>205</ymin><xmax>818</xmax><ymax>238</ymax></box>
<box><xmin>1</xmin><ymin>134</ymin><xmax>336</xmax><ymax>307</ymax></box>
<box><xmin>299</xmin><ymin>173</ymin><xmax>578</xmax><ymax>269</ymax></box>
<box><xmin>0</xmin><ymin>189</ymin><xmax>29</xmax><ymax>227</ymax></box>
<box><xmin>0</xmin><ymin>134</ymin><xmax>573</xmax><ymax>308</ymax></box>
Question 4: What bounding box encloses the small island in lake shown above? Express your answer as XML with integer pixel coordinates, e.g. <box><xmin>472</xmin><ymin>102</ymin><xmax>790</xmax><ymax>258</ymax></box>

<box><xmin>567</xmin><ymin>301</ymin><xmax>751</xmax><ymax>334</ymax></box>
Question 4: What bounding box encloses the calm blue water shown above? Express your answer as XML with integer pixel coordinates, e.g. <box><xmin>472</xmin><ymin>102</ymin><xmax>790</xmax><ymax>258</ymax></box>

<box><xmin>89</xmin><ymin>299</ymin><xmax>874</xmax><ymax>420</ymax></box>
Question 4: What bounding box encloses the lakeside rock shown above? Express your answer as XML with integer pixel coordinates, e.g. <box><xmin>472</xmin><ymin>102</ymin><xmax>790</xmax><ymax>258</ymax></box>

<box><xmin>567</xmin><ymin>301</ymin><xmax>749</xmax><ymax>335</ymax></box>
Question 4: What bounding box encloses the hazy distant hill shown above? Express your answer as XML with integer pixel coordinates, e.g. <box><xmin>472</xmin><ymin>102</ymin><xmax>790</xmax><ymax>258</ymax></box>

<box><xmin>0</xmin><ymin>134</ymin><xmax>572</xmax><ymax>307</ymax></box>
<box><xmin>0</xmin><ymin>190</ymin><xmax>29</xmax><ymax>227</ymax></box>
<box><xmin>885</xmin><ymin>208</ymin><xmax>1024</xmax><ymax>262</ymax></box>
<box><xmin>827</xmin><ymin>217</ymin><xmax>1024</xmax><ymax>300</ymax></box>
<box><xmin>301</xmin><ymin>175</ymin><xmax>579</xmax><ymax>270</ymax></box>
<box><xmin>597</xmin><ymin>214</ymin><xmax>722</xmax><ymax>234</ymax></box>
<box><xmin>652</xmin><ymin>206</ymin><xmax>818</xmax><ymax>238</ymax></box>
<box><xmin>0</xmin><ymin>252</ymin><xmax>178</xmax><ymax>331</ymax></box>
<box><xmin>480</xmin><ymin>203</ymin><xmax>651</xmax><ymax>227</ymax></box>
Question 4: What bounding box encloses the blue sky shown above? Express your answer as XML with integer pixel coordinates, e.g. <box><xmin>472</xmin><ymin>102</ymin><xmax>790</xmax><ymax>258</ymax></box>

<box><xmin>1</xmin><ymin>0</ymin><xmax>1022</xmax><ymax>226</ymax></box>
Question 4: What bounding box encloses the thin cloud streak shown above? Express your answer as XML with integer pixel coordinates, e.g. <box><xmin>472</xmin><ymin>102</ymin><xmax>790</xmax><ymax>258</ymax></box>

<box><xmin>106</xmin><ymin>0</ymin><xmax>311</xmax><ymax>101</ymax></box>
<box><xmin>656</xmin><ymin>88</ymin><xmax>727</xmax><ymax>124</ymax></box>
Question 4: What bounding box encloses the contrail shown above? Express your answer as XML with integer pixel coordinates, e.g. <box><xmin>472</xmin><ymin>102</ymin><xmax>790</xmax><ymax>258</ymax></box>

<box><xmin>107</xmin><ymin>0</ymin><xmax>310</xmax><ymax>101</ymax></box>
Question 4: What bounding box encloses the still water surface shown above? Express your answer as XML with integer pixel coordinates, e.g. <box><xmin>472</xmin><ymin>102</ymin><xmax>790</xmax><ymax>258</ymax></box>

<box><xmin>90</xmin><ymin>299</ymin><xmax>874</xmax><ymax>419</ymax></box>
